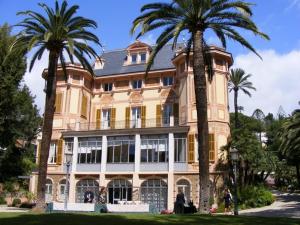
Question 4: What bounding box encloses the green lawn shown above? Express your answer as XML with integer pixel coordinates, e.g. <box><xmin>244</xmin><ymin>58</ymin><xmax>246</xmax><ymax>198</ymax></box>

<box><xmin>0</xmin><ymin>213</ymin><xmax>299</xmax><ymax>225</ymax></box>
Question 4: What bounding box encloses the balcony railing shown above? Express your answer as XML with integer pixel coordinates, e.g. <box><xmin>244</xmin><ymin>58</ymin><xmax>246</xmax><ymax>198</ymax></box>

<box><xmin>66</xmin><ymin>117</ymin><xmax>186</xmax><ymax>131</ymax></box>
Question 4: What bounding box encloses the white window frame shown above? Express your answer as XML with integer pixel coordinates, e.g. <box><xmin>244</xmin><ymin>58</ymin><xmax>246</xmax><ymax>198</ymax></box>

<box><xmin>104</xmin><ymin>83</ymin><xmax>113</xmax><ymax>92</ymax></box>
<box><xmin>48</xmin><ymin>142</ymin><xmax>57</xmax><ymax>164</ymax></box>
<box><xmin>132</xmin><ymin>80</ymin><xmax>142</xmax><ymax>89</ymax></box>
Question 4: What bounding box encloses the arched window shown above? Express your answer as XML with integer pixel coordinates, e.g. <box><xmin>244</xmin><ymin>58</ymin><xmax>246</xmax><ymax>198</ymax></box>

<box><xmin>176</xmin><ymin>179</ymin><xmax>191</xmax><ymax>202</ymax></box>
<box><xmin>107</xmin><ymin>179</ymin><xmax>132</xmax><ymax>204</ymax></box>
<box><xmin>58</xmin><ymin>179</ymin><xmax>68</xmax><ymax>201</ymax></box>
<box><xmin>45</xmin><ymin>179</ymin><xmax>53</xmax><ymax>202</ymax></box>
<box><xmin>140</xmin><ymin>179</ymin><xmax>167</xmax><ymax>211</ymax></box>
<box><xmin>76</xmin><ymin>179</ymin><xmax>99</xmax><ymax>203</ymax></box>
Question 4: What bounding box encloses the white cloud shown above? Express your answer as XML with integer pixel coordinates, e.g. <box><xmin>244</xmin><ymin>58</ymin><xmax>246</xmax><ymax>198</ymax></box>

<box><xmin>230</xmin><ymin>49</ymin><xmax>300</xmax><ymax>116</ymax></box>
<box><xmin>23</xmin><ymin>52</ymin><xmax>48</xmax><ymax>114</ymax></box>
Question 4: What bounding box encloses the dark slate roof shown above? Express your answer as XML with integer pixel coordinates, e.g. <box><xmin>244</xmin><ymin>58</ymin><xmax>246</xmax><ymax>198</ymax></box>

<box><xmin>94</xmin><ymin>43</ymin><xmax>184</xmax><ymax>77</ymax></box>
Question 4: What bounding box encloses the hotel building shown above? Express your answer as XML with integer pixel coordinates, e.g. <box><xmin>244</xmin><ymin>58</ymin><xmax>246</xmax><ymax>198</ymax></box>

<box><xmin>30</xmin><ymin>41</ymin><xmax>232</xmax><ymax>211</ymax></box>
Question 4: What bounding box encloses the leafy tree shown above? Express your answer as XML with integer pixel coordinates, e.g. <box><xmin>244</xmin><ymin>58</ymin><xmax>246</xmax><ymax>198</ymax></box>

<box><xmin>0</xmin><ymin>24</ymin><xmax>41</xmax><ymax>182</ymax></box>
<box><xmin>280</xmin><ymin>110</ymin><xmax>300</xmax><ymax>187</ymax></box>
<box><xmin>131</xmin><ymin>0</ymin><xmax>268</xmax><ymax>213</ymax></box>
<box><xmin>11</xmin><ymin>1</ymin><xmax>101</xmax><ymax>209</ymax></box>
<box><xmin>252</xmin><ymin>109</ymin><xmax>265</xmax><ymax>144</ymax></box>
<box><xmin>229</xmin><ymin>68</ymin><xmax>256</xmax><ymax>129</ymax></box>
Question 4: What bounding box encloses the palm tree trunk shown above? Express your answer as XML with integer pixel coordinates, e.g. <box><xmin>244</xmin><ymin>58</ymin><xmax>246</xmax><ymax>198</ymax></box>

<box><xmin>35</xmin><ymin>51</ymin><xmax>59</xmax><ymax>210</ymax></box>
<box><xmin>234</xmin><ymin>89</ymin><xmax>238</xmax><ymax>128</ymax></box>
<box><xmin>193</xmin><ymin>30</ymin><xmax>210</xmax><ymax>213</ymax></box>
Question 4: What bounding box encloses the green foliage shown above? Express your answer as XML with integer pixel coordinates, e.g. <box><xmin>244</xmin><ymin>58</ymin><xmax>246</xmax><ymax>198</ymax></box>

<box><xmin>238</xmin><ymin>186</ymin><xmax>274</xmax><ymax>209</ymax></box>
<box><xmin>0</xmin><ymin>196</ymin><xmax>6</xmax><ymax>205</ymax></box>
<box><xmin>12</xmin><ymin>198</ymin><xmax>21</xmax><ymax>207</ymax></box>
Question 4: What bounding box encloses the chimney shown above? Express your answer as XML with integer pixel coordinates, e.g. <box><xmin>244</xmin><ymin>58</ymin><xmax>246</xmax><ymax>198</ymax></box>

<box><xmin>94</xmin><ymin>57</ymin><xmax>105</xmax><ymax>69</ymax></box>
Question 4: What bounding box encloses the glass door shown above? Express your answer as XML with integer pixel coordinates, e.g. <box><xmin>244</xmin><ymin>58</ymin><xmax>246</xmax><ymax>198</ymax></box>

<box><xmin>131</xmin><ymin>107</ymin><xmax>141</xmax><ymax>128</ymax></box>
<box><xmin>102</xmin><ymin>109</ymin><xmax>111</xmax><ymax>129</ymax></box>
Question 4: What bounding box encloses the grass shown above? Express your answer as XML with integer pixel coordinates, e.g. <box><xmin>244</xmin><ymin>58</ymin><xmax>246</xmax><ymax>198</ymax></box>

<box><xmin>0</xmin><ymin>213</ymin><xmax>299</xmax><ymax>225</ymax></box>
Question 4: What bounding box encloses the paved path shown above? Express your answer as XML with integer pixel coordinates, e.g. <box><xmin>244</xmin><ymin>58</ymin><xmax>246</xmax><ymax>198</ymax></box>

<box><xmin>239</xmin><ymin>191</ymin><xmax>300</xmax><ymax>218</ymax></box>
<box><xmin>0</xmin><ymin>205</ymin><xmax>29</xmax><ymax>213</ymax></box>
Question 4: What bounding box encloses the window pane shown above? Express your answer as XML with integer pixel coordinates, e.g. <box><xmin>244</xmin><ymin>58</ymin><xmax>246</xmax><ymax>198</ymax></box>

<box><xmin>141</xmin><ymin>53</ymin><xmax>146</xmax><ymax>62</ymax></box>
<box><xmin>114</xmin><ymin>144</ymin><xmax>121</xmax><ymax>162</ymax></box>
<box><xmin>121</xmin><ymin>142</ymin><xmax>128</xmax><ymax>162</ymax></box>
<box><xmin>107</xmin><ymin>145</ymin><xmax>113</xmax><ymax>163</ymax></box>
<box><xmin>132</xmin><ymin>54</ymin><xmax>137</xmax><ymax>63</ymax></box>
<box><xmin>129</xmin><ymin>143</ymin><xmax>135</xmax><ymax>162</ymax></box>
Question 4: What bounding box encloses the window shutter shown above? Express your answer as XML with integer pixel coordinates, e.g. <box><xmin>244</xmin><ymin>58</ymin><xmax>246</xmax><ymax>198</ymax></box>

<box><xmin>188</xmin><ymin>134</ymin><xmax>195</xmax><ymax>163</ymax></box>
<box><xmin>96</xmin><ymin>109</ymin><xmax>101</xmax><ymax>129</ymax></box>
<box><xmin>209</xmin><ymin>134</ymin><xmax>215</xmax><ymax>162</ymax></box>
<box><xmin>81</xmin><ymin>95</ymin><xmax>88</xmax><ymax>118</ymax></box>
<box><xmin>141</xmin><ymin>106</ymin><xmax>146</xmax><ymax>128</ymax></box>
<box><xmin>56</xmin><ymin>139</ymin><xmax>63</xmax><ymax>165</ymax></box>
<box><xmin>111</xmin><ymin>108</ymin><xmax>116</xmax><ymax>129</ymax></box>
<box><xmin>173</xmin><ymin>103</ymin><xmax>179</xmax><ymax>122</ymax></box>
<box><xmin>125</xmin><ymin>107</ymin><xmax>130</xmax><ymax>129</ymax></box>
<box><xmin>156</xmin><ymin>105</ymin><xmax>162</xmax><ymax>127</ymax></box>
<box><xmin>55</xmin><ymin>93</ymin><xmax>63</xmax><ymax>113</ymax></box>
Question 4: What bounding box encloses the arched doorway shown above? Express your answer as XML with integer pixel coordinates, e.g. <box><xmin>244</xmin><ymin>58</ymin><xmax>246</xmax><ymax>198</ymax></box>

<box><xmin>140</xmin><ymin>179</ymin><xmax>167</xmax><ymax>211</ymax></box>
<box><xmin>176</xmin><ymin>179</ymin><xmax>191</xmax><ymax>202</ymax></box>
<box><xmin>76</xmin><ymin>179</ymin><xmax>99</xmax><ymax>203</ymax></box>
<box><xmin>107</xmin><ymin>179</ymin><xmax>132</xmax><ymax>204</ymax></box>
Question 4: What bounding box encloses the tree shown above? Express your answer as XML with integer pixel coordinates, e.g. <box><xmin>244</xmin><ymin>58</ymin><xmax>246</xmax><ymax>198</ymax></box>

<box><xmin>0</xmin><ymin>24</ymin><xmax>41</xmax><ymax>182</ymax></box>
<box><xmin>280</xmin><ymin>110</ymin><xmax>300</xmax><ymax>187</ymax></box>
<box><xmin>252</xmin><ymin>108</ymin><xmax>265</xmax><ymax>144</ymax></box>
<box><xmin>131</xmin><ymin>0</ymin><xmax>268</xmax><ymax>213</ymax></box>
<box><xmin>11</xmin><ymin>1</ymin><xmax>101</xmax><ymax>209</ymax></box>
<box><xmin>229</xmin><ymin>68</ymin><xmax>256</xmax><ymax>129</ymax></box>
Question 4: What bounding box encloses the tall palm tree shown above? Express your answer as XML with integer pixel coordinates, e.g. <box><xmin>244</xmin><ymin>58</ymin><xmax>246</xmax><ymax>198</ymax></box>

<box><xmin>131</xmin><ymin>0</ymin><xmax>268</xmax><ymax>213</ymax></box>
<box><xmin>280</xmin><ymin>110</ymin><xmax>300</xmax><ymax>187</ymax></box>
<box><xmin>229</xmin><ymin>68</ymin><xmax>256</xmax><ymax>129</ymax></box>
<box><xmin>11</xmin><ymin>1</ymin><xmax>101</xmax><ymax>210</ymax></box>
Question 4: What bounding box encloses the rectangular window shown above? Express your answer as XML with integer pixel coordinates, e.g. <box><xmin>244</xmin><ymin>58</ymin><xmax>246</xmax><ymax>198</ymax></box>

<box><xmin>174</xmin><ymin>138</ymin><xmax>187</xmax><ymax>162</ymax></box>
<box><xmin>163</xmin><ymin>76</ymin><xmax>174</xmax><ymax>86</ymax></box>
<box><xmin>102</xmin><ymin>109</ymin><xmax>111</xmax><ymax>129</ymax></box>
<box><xmin>209</xmin><ymin>134</ymin><xmax>215</xmax><ymax>162</ymax></box>
<box><xmin>140</xmin><ymin>53</ymin><xmax>146</xmax><ymax>63</ymax></box>
<box><xmin>77</xmin><ymin>138</ymin><xmax>102</xmax><ymax>164</ymax></box>
<box><xmin>141</xmin><ymin>135</ymin><xmax>168</xmax><ymax>163</ymax></box>
<box><xmin>132</xmin><ymin>80</ymin><xmax>142</xmax><ymax>89</ymax></box>
<box><xmin>107</xmin><ymin>136</ymin><xmax>135</xmax><ymax>163</ymax></box>
<box><xmin>131</xmin><ymin>107</ymin><xmax>141</xmax><ymax>128</ymax></box>
<box><xmin>131</xmin><ymin>54</ymin><xmax>137</xmax><ymax>64</ymax></box>
<box><xmin>104</xmin><ymin>83</ymin><xmax>113</xmax><ymax>92</ymax></box>
<box><xmin>48</xmin><ymin>142</ymin><xmax>57</xmax><ymax>164</ymax></box>
<box><xmin>162</xmin><ymin>104</ymin><xmax>172</xmax><ymax>126</ymax></box>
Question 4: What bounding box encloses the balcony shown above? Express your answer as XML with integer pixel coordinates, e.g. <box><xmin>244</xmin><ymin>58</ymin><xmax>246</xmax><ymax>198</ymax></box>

<box><xmin>66</xmin><ymin>117</ymin><xmax>186</xmax><ymax>132</ymax></box>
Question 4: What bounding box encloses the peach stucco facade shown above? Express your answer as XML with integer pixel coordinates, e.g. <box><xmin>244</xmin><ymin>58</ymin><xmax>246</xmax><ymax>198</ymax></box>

<box><xmin>30</xmin><ymin>41</ymin><xmax>232</xmax><ymax>211</ymax></box>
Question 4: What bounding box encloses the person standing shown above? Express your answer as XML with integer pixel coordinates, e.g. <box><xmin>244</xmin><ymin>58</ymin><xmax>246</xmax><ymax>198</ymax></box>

<box><xmin>223</xmin><ymin>188</ymin><xmax>232</xmax><ymax>214</ymax></box>
<box><xmin>84</xmin><ymin>189</ymin><xmax>94</xmax><ymax>203</ymax></box>
<box><xmin>175</xmin><ymin>190</ymin><xmax>185</xmax><ymax>214</ymax></box>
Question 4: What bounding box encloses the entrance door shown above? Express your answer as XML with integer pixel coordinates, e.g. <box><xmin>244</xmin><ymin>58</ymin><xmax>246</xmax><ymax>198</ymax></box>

<box><xmin>102</xmin><ymin>109</ymin><xmax>111</xmax><ymax>129</ymax></box>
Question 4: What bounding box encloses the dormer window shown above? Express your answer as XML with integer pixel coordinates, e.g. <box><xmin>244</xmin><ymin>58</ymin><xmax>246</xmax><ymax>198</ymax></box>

<box><xmin>163</xmin><ymin>76</ymin><xmax>174</xmax><ymax>86</ymax></box>
<box><xmin>131</xmin><ymin>54</ymin><xmax>137</xmax><ymax>64</ymax></box>
<box><xmin>140</xmin><ymin>53</ymin><xmax>146</xmax><ymax>63</ymax></box>
<box><xmin>132</xmin><ymin>80</ymin><xmax>142</xmax><ymax>89</ymax></box>
<box><xmin>104</xmin><ymin>83</ymin><xmax>113</xmax><ymax>92</ymax></box>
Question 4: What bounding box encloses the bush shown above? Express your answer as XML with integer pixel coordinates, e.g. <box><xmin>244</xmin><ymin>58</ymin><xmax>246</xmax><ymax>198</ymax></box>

<box><xmin>0</xmin><ymin>196</ymin><xmax>6</xmax><ymax>205</ymax></box>
<box><xmin>238</xmin><ymin>185</ymin><xmax>274</xmax><ymax>209</ymax></box>
<box><xmin>12</xmin><ymin>198</ymin><xmax>21</xmax><ymax>207</ymax></box>
<box><xmin>19</xmin><ymin>202</ymin><xmax>36</xmax><ymax>209</ymax></box>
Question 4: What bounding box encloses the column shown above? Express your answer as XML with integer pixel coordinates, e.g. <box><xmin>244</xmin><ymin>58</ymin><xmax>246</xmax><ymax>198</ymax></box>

<box><xmin>68</xmin><ymin>173</ymin><xmax>76</xmax><ymax>203</ymax></box>
<box><xmin>167</xmin><ymin>173</ymin><xmax>174</xmax><ymax>210</ymax></box>
<box><xmin>168</xmin><ymin>133</ymin><xmax>174</xmax><ymax>172</ymax></box>
<box><xmin>71</xmin><ymin>136</ymin><xmax>78</xmax><ymax>172</ymax></box>
<box><xmin>69</xmin><ymin>136</ymin><xmax>78</xmax><ymax>203</ymax></box>
<box><xmin>132</xmin><ymin>173</ymin><xmax>140</xmax><ymax>202</ymax></box>
<box><xmin>101</xmin><ymin>135</ymin><xmax>107</xmax><ymax>172</ymax></box>
<box><xmin>135</xmin><ymin>134</ymin><xmax>141</xmax><ymax>172</ymax></box>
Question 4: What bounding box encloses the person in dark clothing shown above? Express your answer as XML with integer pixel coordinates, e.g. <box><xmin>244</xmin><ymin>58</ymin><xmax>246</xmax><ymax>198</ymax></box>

<box><xmin>223</xmin><ymin>188</ymin><xmax>232</xmax><ymax>214</ymax></box>
<box><xmin>84</xmin><ymin>189</ymin><xmax>94</xmax><ymax>203</ymax></box>
<box><xmin>175</xmin><ymin>190</ymin><xmax>185</xmax><ymax>214</ymax></box>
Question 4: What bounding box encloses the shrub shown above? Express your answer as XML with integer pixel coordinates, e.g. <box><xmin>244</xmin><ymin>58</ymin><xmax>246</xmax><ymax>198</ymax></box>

<box><xmin>19</xmin><ymin>202</ymin><xmax>36</xmax><ymax>209</ymax></box>
<box><xmin>12</xmin><ymin>198</ymin><xmax>21</xmax><ymax>207</ymax></box>
<box><xmin>238</xmin><ymin>185</ymin><xmax>274</xmax><ymax>209</ymax></box>
<box><xmin>0</xmin><ymin>196</ymin><xmax>6</xmax><ymax>205</ymax></box>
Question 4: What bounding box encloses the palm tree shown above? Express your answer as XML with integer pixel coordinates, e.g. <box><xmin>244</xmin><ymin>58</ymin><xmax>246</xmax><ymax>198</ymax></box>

<box><xmin>280</xmin><ymin>110</ymin><xmax>300</xmax><ymax>187</ymax></box>
<box><xmin>131</xmin><ymin>0</ymin><xmax>268</xmax><ymax>213</ymax></box>
<box><xmin>229</xmin><ymin>68</ymin><xmax>256</xmax><ymax>129</ymax></box>
<box><xmin>11</xmin><ymin>1</ymin><xmax>101</xmax><ymax>210</ymax></box>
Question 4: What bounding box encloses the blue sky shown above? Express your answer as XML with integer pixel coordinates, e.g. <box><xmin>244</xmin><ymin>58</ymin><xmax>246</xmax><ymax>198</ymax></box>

<box><xmin>0</xmin><ymin>0</ymin><xmax>300</xmax><ymax>116</ymax></box>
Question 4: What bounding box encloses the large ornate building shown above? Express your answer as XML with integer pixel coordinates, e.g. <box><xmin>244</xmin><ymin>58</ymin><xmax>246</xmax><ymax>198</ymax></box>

<box><xmin>30</xmin><ymin>41</ymin><xmax>232</xmax><ymax>211</ymax></box>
